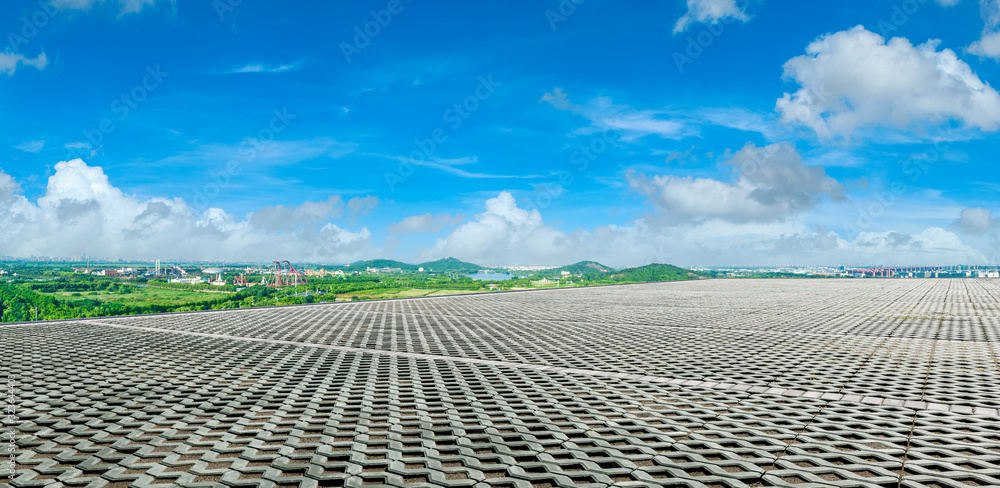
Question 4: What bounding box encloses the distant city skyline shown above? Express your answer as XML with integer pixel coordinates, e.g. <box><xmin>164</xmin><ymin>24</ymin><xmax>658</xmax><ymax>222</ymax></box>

<box><xmin>2</xmin><ymin>0</ymin><xmax>1000</xmax><ymax>266</ymax></box>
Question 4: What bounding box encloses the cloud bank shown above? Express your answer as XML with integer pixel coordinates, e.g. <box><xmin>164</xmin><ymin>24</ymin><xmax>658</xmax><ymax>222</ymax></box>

<box><xmin>414</xmin><ymin>190</ymin><xmax>984</xmax><ymax>267</ymax></box>
<box><xmin>0</xmin><ymin>160</ymin><xmax>375</xmax><ymax>262</ymax></box>
<box><xmin>0</xmin><ymin>161</ymin><xmax>987</xmax><ymax>267</ymax></box>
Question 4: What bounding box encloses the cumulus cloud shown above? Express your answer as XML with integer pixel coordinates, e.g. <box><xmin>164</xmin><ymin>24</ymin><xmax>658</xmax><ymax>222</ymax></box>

<box><xmin>388</xmin><ymin>213</ymin><xmax>465</xmax><ymax>234</ymax></box>
<box><xmin>0</xmin><ymin>161</ymin><xmax>375</xmax><ymax>262</ymax></box>
<box><xmin>673</xmin><ymin>0</ymin><xmax>750</xmax><ymax>34</ymax></box>
<box><xmin>416</xmin><ymin>193</ymin><xmax>656</xmax><ymax>266</ymax></box>
<box><xmin>0</xmin><ymin>52</ymin><xmax>48</xmax><ymax>76</ymax></box>
<box><xmin>777</xmin><ymin>26</ymin><xmax>1000</xmax><ymax>139</ymax></box>
<box><xmin>952</xmin><ymin>207</ymin><xmax>999</xmax><ymax>234</ymax></box>
<box><xmin>969</xmin><ymin>31</ymin><xmax>1000</xmax><ymax>57</ymax></box>
<box><xmin>969</xmin><ymin>0</ymin><xmax>1000</xmax><ymax>58</ymax></box>
<box><xmin>346</xmin><ymin>196</ymin><xmax>380</xmax><ymax>217</ymax></box>
<box><xmin>421</xmin><ymin>192</ymin><xmax>573</xmax><ymax>265</ymax></box>
<box><xmin>628</xmin><ymin>143</ymin><xmax>844</xmax><ymax>224</ymax></box>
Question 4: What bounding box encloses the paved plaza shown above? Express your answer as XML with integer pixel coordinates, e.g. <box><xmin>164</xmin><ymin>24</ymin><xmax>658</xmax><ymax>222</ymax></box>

<box><xmin>3</xmin><ymin>279</ymin><xmax>1000</xmax><ymax>487</ymax></box>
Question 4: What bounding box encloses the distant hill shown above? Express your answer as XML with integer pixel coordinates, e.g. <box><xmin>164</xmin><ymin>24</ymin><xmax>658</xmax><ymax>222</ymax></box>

<box><xmin>333</xmin><ymin>258</ymin><xmax>700</xmax><ymax>283</ymax></box>
<box><xmin>537</xmin><ymin>261</ymin><xmax>615</xmax><ymax>279</ymax></box>
<box><xmin>533</xmin><ymin>261</ymin><xmax>702</xmax><ymax>283</ymax></box>
<box><xmin>610</xmin><ymin>263</ymin><xmax>701</xmax><ymax>282</ymax></box>
<box><xmin>418</xmin><ymin>257</ymin><xmax>484</xmax><ymax>274</ymax></box>
<box><xmin>339</xmin><ymin>259</ymin><xmax>419</xmax><ymax>273</ymax></box>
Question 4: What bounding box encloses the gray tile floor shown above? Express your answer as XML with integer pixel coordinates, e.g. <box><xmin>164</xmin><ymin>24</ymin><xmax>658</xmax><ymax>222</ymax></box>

<box><xmin>3</xmin><ymin>278</ymin><xmax>1000</xmax><ymax>487</ymax></box>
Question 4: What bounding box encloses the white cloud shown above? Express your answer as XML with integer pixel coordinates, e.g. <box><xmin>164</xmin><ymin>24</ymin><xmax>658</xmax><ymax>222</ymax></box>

<box><xmin>673</xmin><ymin>0</ymin><xmax>750</xmax><ymax>34</ymax></box>
<box><xmin>377</xmin><ymin>154</ymin><xmax>548</xmax><ymax>180</ymax></box>
<box><xmin>541</xmin><ymin>88</ymin><xmax>695</xmax><ymax>141</ymax></box>
<box><xmin>14</xmin><ymin>140</ymin><xmax>45</xmax><ymax>153</ymax></box>
<box><xmin>420</xmin><ymin>192</ymin><xmax>585</xmax><ymax>265</ymax></box>
<box><xmin>969</xmin><ymin>0</ymin><xmax>1000</xmax><ymax>58</ymax></box>
<box><xmin>56</xmin><ymin>0</ymin><xmax>174</xmax><ymax>15</ymax></box>
<box><xmin>628</xmin><ymin>143</ymin><xmax>845</xmax><ymax>224</ymax></box>
<box><xmin>119</xmin><ymin>0</ymin><xmax>163</xmax><ymax>13</ymax></box>
<box><xmin>777</xmin><ymin>26</ymin><xmax>1000</xmax><ymax>139</ymax></box>
<box><xmin>419</xmin><ymin>193</ymin><xmax>677</xmax><ymax>266</ymax></box>
<box><xmin>982</xmin><ymin>0</ymin><xmax>1000</xmax><ymax>28</ymax></box>
<box><xmin>0</xmin><ymin>53</ymin><xmax>48</xmax><ymax>76</ymax></box>
<box><xmin>388</xmin><ymin>213</ymin><xmax>465</xmax><ymax>234</ymax></box>
<box><xmin>154</xmin><ymin>138</ymin><xmax>357</xmax><ymax>169</ymax></box>
<box><xmin>247</xmin><ymin>196</ymin><xmax>344</xmax><ymax>234</ymax></box>
<box><xmin>952</xmin><ymin>207</ymin><xmax>999</xmax><ymax>234</ymax></box>
<box><xmin>230</xmin><ymin>61</ymin><xmax>305</xmax><ymax>74</ymax></box>
<box><xmin>969</xmin><ymin>31</ymin><xmax>1000</xmax><ymax>57</ymax></box>
<box><xmin>694</xmin><ymin>107</ymin><xmax>784</xmax><ymax>140</ymax></box>
<box><xmin>347</xmin><ymin>196</ymin><xmax>380</xmax><ymax>216</ymax></box>
<box><xmin>0</xmin><ymin>161</ymin><xmax>375</xmax><ymax>262</ymax></box>
<box><xmin>542</xmin><ymin>89</ymin><xmax>783</xmax><ymax>141</ymax></box>
<box><xmin>415</xmin><ymin>157</ymin><xmax>547</xmax><ymax>179</ymax></box>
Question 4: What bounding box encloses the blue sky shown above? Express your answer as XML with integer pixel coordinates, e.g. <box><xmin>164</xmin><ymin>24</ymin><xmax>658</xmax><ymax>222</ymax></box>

<box><xmin>2</xmin><ymin>0</ymin><xmax>1000</xmax><ymax>267</ymax></box>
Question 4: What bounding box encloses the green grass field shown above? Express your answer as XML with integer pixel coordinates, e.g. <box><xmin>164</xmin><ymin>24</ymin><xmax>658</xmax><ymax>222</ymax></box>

<box><xmin>39</xmin><ymin>286</ymin><xmax>227</xmax><ymax>307</ymax></box>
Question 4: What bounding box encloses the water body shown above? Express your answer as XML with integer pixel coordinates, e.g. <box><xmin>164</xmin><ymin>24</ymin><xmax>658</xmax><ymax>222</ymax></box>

<box><xmin>466</xmin><ymin>272</ymin><xmax>514</xmax><ymax>281</ymax></box>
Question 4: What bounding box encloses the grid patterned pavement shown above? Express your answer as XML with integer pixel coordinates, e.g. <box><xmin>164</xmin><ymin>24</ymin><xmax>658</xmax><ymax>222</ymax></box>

<box><xmin>2</xmin><ymin>279</ymin><xmax>1000</xmax><ymax>487</ymax></box>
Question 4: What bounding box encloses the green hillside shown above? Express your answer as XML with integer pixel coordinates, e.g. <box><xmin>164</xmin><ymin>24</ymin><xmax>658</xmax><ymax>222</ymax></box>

<box><xmin>610</xmin><ymin>263</ymin><xmax>700</xmax><ymax>282</ymax></box>
<box><xmin>534</xmin><ymin>261</ymin><xmax>702</xmax><ymax>283</ymax></box>
<box><xmin>339</xmin><ymin>259</ymin><xmax>419</xmax><ymax>272</ymax></box>
<box><xmin>537</xmin><ymin>261</ymin><xmax>615</xmax><ymax>279</ymax></box>
<box><xmin>418</xmin><ymin>257</ymin><xmax>484</xmax><ymax>274</ymax></box>
<box><xmin>332</xmin><ymin>258</ymin><xmax>700</xmax><ymax>283</ymax></box>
